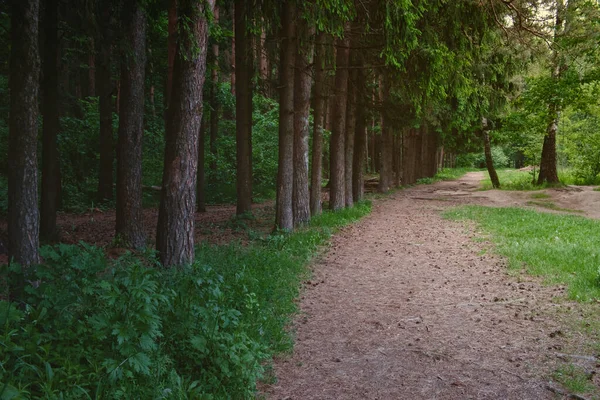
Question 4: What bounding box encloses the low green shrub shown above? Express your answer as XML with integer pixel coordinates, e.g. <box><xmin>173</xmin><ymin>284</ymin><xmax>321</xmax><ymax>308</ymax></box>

<box><xmin>1</xmin><ymin>202</ymin><xmax>372</xmax><ymax>399</ymax></box>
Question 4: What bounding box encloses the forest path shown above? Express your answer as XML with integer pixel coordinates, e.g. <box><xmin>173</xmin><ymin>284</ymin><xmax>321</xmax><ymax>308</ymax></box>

<box><xmin>266</xmin><ymin>172</ymin><xmax>587</xmax><ymax>399</ymax></box>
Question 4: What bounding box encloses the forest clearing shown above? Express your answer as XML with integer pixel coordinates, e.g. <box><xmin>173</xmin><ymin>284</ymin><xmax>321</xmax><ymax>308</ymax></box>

<box><xmin>2</xmin><ymin>0</ymin><xmax>600</xmax><ymax>398</ymax></box>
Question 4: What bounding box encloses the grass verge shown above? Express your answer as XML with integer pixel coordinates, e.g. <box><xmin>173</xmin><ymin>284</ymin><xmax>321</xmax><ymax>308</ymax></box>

<box><xmin>444</xmin><ymin>205</ymin><xmax>600</xmax><ymax>301</ymax></box>
<box><xmin>480</xmin><ymin>168</ymin><xmax>600</xmax><ymax>191</ymax></box>
<box><xmin>1</xmin><ymin>201</ymin><xmax>371</xmax><ymax>399</ymax></box>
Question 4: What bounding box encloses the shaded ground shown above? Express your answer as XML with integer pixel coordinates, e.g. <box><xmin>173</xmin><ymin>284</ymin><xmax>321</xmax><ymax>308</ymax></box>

<box><xmin>0</xmin><ymin>202</ymin><xmax>276</xmax><ymax>264</ymax></box>
<box><xmin>266</xmin><ymin>172</ymin><xmax>600</xmax><ymax>399</ymax></box>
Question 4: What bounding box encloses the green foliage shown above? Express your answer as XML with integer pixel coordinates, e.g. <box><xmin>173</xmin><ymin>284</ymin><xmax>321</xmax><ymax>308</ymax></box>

<box><xmin>480</xmin><ymin>169</ymin><xmax>539</xmax><ymax>191</ymax></box>
<box><xmin>1</xmin><ymin>202</ymin><xmax>372</xmax><ymax>398</ymax></box>
<box><xmin>445</xmin><ymin>206</ymin><xmax>600</xmax><ymax>301</ymax></box>
<box><xmin>204</xmin><ymin>87</ymin><xmax>279</xmax><ymax>204</ymax></box>
<box><xmin>552</xmin><ymin>364</ymin><xmax>595</xmax><ymax>394</ymax></box>
<box><xmin>456</xmin><ymin>147</ymin><xmax>511</xmax><ymax>169</ymax></box>
<box><xmin>559</xmin><ymin>90</ymin><xmax>600</xmax><ymax>184</ymax></box>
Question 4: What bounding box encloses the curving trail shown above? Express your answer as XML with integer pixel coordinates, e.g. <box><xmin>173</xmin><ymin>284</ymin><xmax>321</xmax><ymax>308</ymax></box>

<box><xmin>266</xmin><ymin>172</ymin><xmax>591</xmax><ymax>399</ymax></box>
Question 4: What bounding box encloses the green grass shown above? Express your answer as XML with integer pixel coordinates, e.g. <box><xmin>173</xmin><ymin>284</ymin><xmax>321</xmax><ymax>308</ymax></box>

<box><xmin>530</xmin><ymin>192</ymin><xmax>551</xmax><ymax>199</ymax></box>
<box><xmin>416</xmin><ymin>167</ymin><xmax>479</xmax><ymax>185</ymax></box>
<box><xmin>444</xmin><ymin>206</ymin><xmax>600</xmax><ymax>301</ymax></box>
<box><xmin>526</xmin><ymin>200</ymin><xmax>583</xmax><ymax>213</ymax></box>
<box><xmin>480</xmin><ymin>168</ymin><xmax>599</xmax><ymax>191</ymax></box>
<box><xmin>552</xmin><ymin>364</ymin><xmax>595</xmax><ymax>394</ymax></box>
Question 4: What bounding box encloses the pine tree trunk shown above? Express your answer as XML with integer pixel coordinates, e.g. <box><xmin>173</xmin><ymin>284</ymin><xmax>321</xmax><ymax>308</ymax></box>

<box><xmin>40</xmin><ymin>0</ymin><xmax>61</xmax><ymax>242</ymax></box>
<box><xmin>352</xmin><ymin>68</ymin><xmax>367</xmax><ymax>203</ymax></box>
<box><xmin>329</xmin><ymin>32</ymin><xmax>350</xmax><ymax>210</ymax></box>
<box><xmin>310</xmin><ymin>32</ymin><xmax>326</xmax><ymax>217</ymax></box>
<box><xmin>8</xmin><ymin>0</ymin><xmax>41</xmax><ymax>268</ymax></box>
<box><xmin>97</xmin><ymin>0</ymin><xmax>114</xmax><ymax>202</ymax></box>
<box><xmin>483</xmin><ymin>129</ymin><xmax>500</xmax><ymax>188</ymax></box>
<box><xmin>230</xmin><ymin>4</ymin><xmax>236</xmax><ymax>96</ymax></box>
<box><xmin>157</xmin><ymin>0</ymin><xmax>213</xmax><ymax>267</ymax></box>
<box><xmin>116</xmin><ymin>1</ymin><xmax>146</xmax><ymax>249</ymax></box>
<box><xmin>197</xmin><ymin>116</ymin><xmax>207</xmax><ymax>212</ymax></box>
<box><xmin>166</xmin><ymin>0</ymin><xmax>177</xmax><ymax>107</ymax></box>
<box><xmin>344</xmin><ymin>65</ymin><xmax>357</xmax><ymax>207</ymax></box>
<box><xmin>292</xmin><ymin>19</ymin><xmax>314</xmax><ymax>226</ymax></box>
<box><xmin>275</xmin><ymin>1</ymin><xmax>296</xmax><ymax>230</ymax></box>
<box><xmin>209</xmin><ymin>6</ymin><xmax>219</xmax><ymax>175</ymax></box>
<box><xmin>235</xmin><ymin>0</ymin><xmax>253</xmax><ymax>215</ymax></box>
<box><xmin>378</xmin><ymin>75</ymin><xmax>393</xmax><ymax>192</ymax></box>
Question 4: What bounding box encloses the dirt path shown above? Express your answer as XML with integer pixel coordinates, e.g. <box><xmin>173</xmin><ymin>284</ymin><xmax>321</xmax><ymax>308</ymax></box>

<box><xmin>266</xmin><ymin>172</ymin><xmax>597</xmax><ymax>399</ymax></box>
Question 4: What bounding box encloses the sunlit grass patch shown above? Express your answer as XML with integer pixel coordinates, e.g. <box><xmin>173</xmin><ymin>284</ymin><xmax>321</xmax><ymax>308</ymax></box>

<box><xmin>416</xmin><ymin>167</ymin><xmax>480</xmax><ymax>185</ymax></box>
<box><xmin>444</xmin><ymin>205</ymin><xmax>600</xmax><ymax>301</ymax></box>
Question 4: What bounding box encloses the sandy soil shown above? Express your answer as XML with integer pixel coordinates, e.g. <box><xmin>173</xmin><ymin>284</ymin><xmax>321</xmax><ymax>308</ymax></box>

<box><xmin>265</xmin><ymin>172</ymin><xmax>600</xmax><ymax>400</ymax></box>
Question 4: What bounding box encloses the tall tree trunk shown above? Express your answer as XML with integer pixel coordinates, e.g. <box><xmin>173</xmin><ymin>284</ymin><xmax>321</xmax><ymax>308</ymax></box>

<box><xmin>352</xmin><ymin>67</ymin><xmax>367</xmax><ymax>203</ymax></box>
<box><xmin>197</xmin><ymin>116</ymin><xmax>207</xmax><ymax>212</ymax></box>
<box><xmin>344</xmin><ymin>67</ymin><xmax>357</xmax><ymax>207</ymax></box>
<box><xmin>88</xmin><ymin>49</ymin><xmax>96</xmax><ymax>97</ymax></box>
<box><xmin>329</xmin><ymin>31</ymin><xmax>350</xmax><ymax>210</ymax></box>
<box><xmin>275</xmin><ymin>1</ymin><xmax>296</xmax><ymax>230</ymax></box>
<box><xmin>8</xmin><ymin>0</ymin><xmax>41</xmax><ymax>269</ymax></box>
<box><xmin>258</xmin><ymin>26</ymin><xmax>269</xmax><ymax>93</ymax></box>
<box><xmin>483</xmin><ymin>128</ymin><xmax>500</xmax><ymax>189</ymax></box>
<box><xmin>292</xmin><ymin>18</ymin><xmax>314</xmax><ymax>226</ymax></box>
<box><xmin>538</xmin><ymin>0</ymin><xmax>565</xmax><ymax>185</ymax></box>
<box><xmin>235</xmin><ymin>0</ymin><xmax>253</xmax><ymax>215</ymax></box>
<box><xmin>166</xmin><ymin>0</ymin><xmax>177</xmax><ymax>107</ymax></box>
<box><xmin>97</xmin><ymin>0</ymin><xmax>114</xmax><ymax>202</ymax></box>
<box><xmin>230</xmin><ymin>4</ymin><xmax>236</xmax><ymax>95</ymax></box>
<box><xmin>310</xmin><ymin>32</ymin><xmax>326</xmax><ymax>216</ymax></box>
<box><xmin>209</xmin><ymin>5</ymin><xmax>219</xmax><ymax>174</ymax></box>
<box><xmin>116</xmin><ymin>1</ymin><xmax>146</xmax><ymax>249</ymax></box>
<box><xmin>40</xmin><ymin>0</ymin><xmax>61</xmax><ymax>242</ymax></box>
<box><xmin>157</xmin><ymin>0</ymin><xmax>213</xmax><ymax>267</ymax></box>
<box><xmin>378</xmin><ymin>75</ymin><xmax>393</xmax><ymax>192</ymax></box>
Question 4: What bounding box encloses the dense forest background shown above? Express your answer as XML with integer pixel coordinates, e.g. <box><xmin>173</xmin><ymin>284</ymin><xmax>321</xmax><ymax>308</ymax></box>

<box><xmin>1</xmin><ymin>0</ymin><xmax>599</xmax><ymax>397</ymax></box>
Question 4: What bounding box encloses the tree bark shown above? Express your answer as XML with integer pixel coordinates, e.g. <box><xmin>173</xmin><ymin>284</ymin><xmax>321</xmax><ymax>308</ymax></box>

<box><xmin>157</xmin><ymin>0</ymin><xmax>213</xmax><ymax>267</ymax></box>
<box><xmin>197</xmin><ymin>116</ymin><xmax>207</xmax><ymax>212</ymax></box>
<box><xmin>483</xmin><ymin>129</ymin><xmax>500</xmax><ymax>189</ymax></box>
<box><xmin>310</xmin><ymin>32</ymin><xmax>326</xmax><ymax>216</ymax></box>
<box><xmin>40</xmin><ymin>0</ymin><xmax>61</xmax><ymax>242</ymax></box>
<box><xmin>329</xmin><ymin>32</ymin><xmax>350</xmax><ymax>210</ymax></box>
<box><xmin>235</xmin><ymin>0</ymin><xmax>253</xmax><ymax>215</ymax></box>
<box><xmin>209</xmin><ymin>5</ymin><xmax>219</xmax><ymax>175</ymax></box>
<box><xmin>538</xmin><ymin>0</ymin><xmax>565</xmax><ymax>185</ymax></box>
<box><xmin>166</xmin><ymin>0</ymin><xmax>177</xmax><ymax>107</ymax></box>
<box><xmin>8</xmin><ymin>0</ymin><xmax>41</xmax><ymax>268</ymax></box>
<box><xmin>97</xmin><ymin>0</ymin><xmax>114</xmax><ymax>202</ymax></box>
<box><xmin>352</xmin><ymin>67</ymin><xmax>367</xmax><ymax>203</ymax></box>
<box><xmin>344</xmin><ymin>67</ymin><xmax>357</xmax><ymax>207</ymax></box>
<box><xmin>292</xmin><ymin>18</ymin><xmax>314</xmax><ymax>226</ymax></box>
<box><xmin>275</xmin><ymin>1</ymin><xmax>296</xmax><ymax>230</ymax></box>
<box><xmin>378</xmin><ymin>75</ymin><xmax>393</xmax><ymax>192</ymax></box>
<box><xmin>116</xmin><ymin>1</ymin><xmax>146</xmax><ymax>249</ymax></box>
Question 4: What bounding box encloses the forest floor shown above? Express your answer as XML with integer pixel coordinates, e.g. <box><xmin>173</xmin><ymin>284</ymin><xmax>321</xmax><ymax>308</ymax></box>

<box><xmin>265</xmin><ymin>171</ymin><xmax>600</xmax><ymax>400</ymax></box>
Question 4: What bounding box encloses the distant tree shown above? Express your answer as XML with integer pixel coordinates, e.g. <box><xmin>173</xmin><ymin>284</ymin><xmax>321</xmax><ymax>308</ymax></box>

<box><xmin>40</xmin><ymin>0</ymin><xmax>61</xmax><ymax>241</ymax></box>
<box><xmin>157</xmin><ymin>0</ymin><xmax>214</xmax><ymax>267</ymax></box>
<box><xmin>235</xmin><ymin>0</ymin><xmax>253</xmax><ymax>215</ymax></box>
<box><xmin>115</xmin><ymin>0</ymin><xmax>147</xmax><ymax>248</ymax></box>
<box><xmin>275</xmin><ymin>0</ymin><xmax>296</xmax><ymax>230</ymax></box>
<box><xmin>96</xmin><ymin>0</ymin><xmax>114</xmax><ymax>202</ymax></box>
<box><xmin>329</xmin><ymin>30</ymin><xmax>350</xmax><ymax>210</ymax></box>
<box><xmin>292</xmin><ymin>13</ymin><xmax>314</xmax><ymax>226</ymax></box>
<box><xmin>8</xmin><ymin>0</ymin><xmax>41</xmax><ymax>268</ymax></box>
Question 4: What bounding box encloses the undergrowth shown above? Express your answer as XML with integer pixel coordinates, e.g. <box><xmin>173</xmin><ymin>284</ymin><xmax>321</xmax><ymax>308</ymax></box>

<box><xmin>0</xmin><ymin>201</ymin><xmax>371</xmax><ymax>399</ymax></box>
<box><xmin>444</xmin><ymin>206</ymin><xmax>600</xmax><ymax>301</ymax></box>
